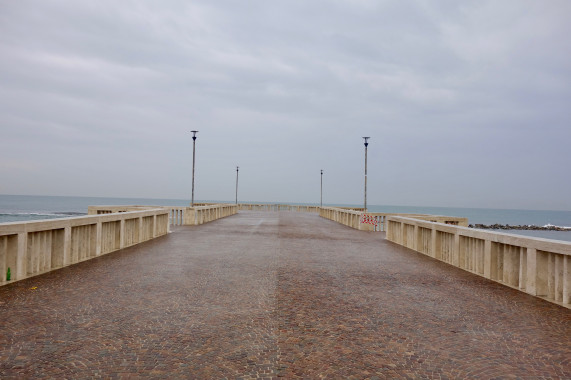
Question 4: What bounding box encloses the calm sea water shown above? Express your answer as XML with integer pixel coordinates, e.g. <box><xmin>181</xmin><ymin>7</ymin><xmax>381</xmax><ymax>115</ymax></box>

<box><xmin>1</xmin><ymin>195</ymin><xmax>570</xmax><ymax>242</ymax></box>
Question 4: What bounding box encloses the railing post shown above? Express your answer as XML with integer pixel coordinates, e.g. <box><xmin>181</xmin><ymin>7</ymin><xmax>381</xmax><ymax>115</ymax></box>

<box><xmin>548</xmin><ymin>253</ymin><xmax>556</xmax><ymax>299</ymax></box>
<box><xmin>16</xmin><ymin>232</ymin><xmax>28</xmax><ymax>280</ymax></box>
<box><xmin>138</xmin><ymin>217</ymin><xmax>144</xmax><ymax>243</ymax></box>
<box><xmin>153</xmin><ymin>215</ymin><xmax>157</xmax><ymax>237</ymax></box>
<box><xmin>555</xmin><ymin>255</ymin><xmax>563</xmax><ymax>302</ymax></box>
<box><xmin>483</xmin><ymin>240</ymin><xmax>492</xmax><ymax>278</ymax></box>
<box><xmin>519</xmin><ymin>247</ymin><xmax>527</xmax><ymax>290</ymax></box>
<box><xmin>454</xmin><ymin>232</ymin><xmax>462</xmax><ymax>266</ymax></box>
<box><xmin>430</xmin><ymin>227</ymin><xmax>437</xmax><ymax>258</ymax></box>
<box><xmin>526</xmin><ymin>248</ymin><xmax>538</xmax><ymax>295</ymax></box>
<box><xmin>563</xmin><ymin>255</ymin><xmax>570</xmax><ymax>304</ymax></box>
<box><xmin>96</xmin><ymin>222</ymin><xmax>102</xmax><ymax>256</ymax></box>
<box><xmin>119</xmin><ymin>219</ymin><xmax>125</xmax><ymax>249</ymax></box>
<box><xmin>63</xmin><ymin>226</ymin><xmax>71</xmax><ymax>266</ymax></box>
<box><xmin>502</xmin><ymin>246</ymin><xmax>518</xmax><ymax>288</ymax></box>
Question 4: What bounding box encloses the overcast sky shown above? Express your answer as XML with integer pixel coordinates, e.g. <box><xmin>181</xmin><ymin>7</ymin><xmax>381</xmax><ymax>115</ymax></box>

<box><xmin>1</xmin><ymin>0</ymin><xmax>570</xmax><ymax>210</ymax></box>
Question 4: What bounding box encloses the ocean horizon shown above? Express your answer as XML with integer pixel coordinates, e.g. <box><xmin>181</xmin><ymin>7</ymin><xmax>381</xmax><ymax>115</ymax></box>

<box><xmin>1</xmin><ymin>194</ymin><xmax>571</xmax><ymax>242</ymax></box>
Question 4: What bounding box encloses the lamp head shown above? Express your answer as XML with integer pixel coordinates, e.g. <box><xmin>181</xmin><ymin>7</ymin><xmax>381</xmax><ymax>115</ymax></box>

<box><xmin>363</xmin><ymin>136</ymin><xmax>370</xmax><ymax>147</ymax></box>
<box><xmin>191</xmin><ymin>130</ymin><xmax>199</xmax><ymax>140</ymax></box>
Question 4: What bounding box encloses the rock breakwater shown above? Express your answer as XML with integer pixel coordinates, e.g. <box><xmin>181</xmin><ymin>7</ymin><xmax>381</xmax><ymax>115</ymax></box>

<box><xmin>469</xmin><ymin>224</ymin><xmax>571</xmax><ymax>231</ymax></box>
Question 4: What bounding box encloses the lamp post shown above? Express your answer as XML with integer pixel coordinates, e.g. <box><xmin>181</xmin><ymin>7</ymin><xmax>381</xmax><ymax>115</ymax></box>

<box><xmin>320</xmin><ymin>169</ymin><xmax>323</xmax><ymax>208</ymax></box>
<box><xmin>363</xmin><ymin>137</ymin><xmax>370</xmax><ymax>211</ymax></box>
<box><xmin>191</xmin><ymin>130</ymin><xmax>198</xmax><ymax>207</ymax></box>
<box><xmin>235</xmin><ymin>166</ymin><xmax>239</xmax><ymax>204</ymax></box>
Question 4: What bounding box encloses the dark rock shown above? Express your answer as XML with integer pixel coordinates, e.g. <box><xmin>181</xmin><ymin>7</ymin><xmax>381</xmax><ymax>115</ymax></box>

<box><xmin>469</xmin><ymin>224</ymin><xmax>570</xmax><ymax>231</ymax></box>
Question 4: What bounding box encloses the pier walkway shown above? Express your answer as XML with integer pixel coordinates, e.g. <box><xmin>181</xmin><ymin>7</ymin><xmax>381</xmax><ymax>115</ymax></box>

<box><xmin>1</xmin><ymin>211</ymin><xmax>569</xmax><ymax>378</ymax></box>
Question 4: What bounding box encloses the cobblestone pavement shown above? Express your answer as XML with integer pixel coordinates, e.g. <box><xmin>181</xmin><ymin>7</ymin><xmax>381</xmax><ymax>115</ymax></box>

<box><xmin>0</xmin><ymin>211</ymin><xmax>569</xmax><ymax>379</ymax></box>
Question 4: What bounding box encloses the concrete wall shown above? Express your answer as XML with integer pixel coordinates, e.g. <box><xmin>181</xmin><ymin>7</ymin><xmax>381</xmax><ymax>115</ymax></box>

<box><xmin>1</xmin><ymin>209</ymin><xmax>170</xmax><ymax>286</ymax></box>
<box><xmin>386</xmin><ymin>216</ymin><xmax>571</xmax><ymax>308</ymax></box>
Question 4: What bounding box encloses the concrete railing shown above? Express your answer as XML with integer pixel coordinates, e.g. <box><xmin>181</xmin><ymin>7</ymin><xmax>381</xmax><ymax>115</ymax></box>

<box><xmin>386</xmin><ymin>216</ymin><xmax>571</xmax><ymax>308</ymax></box>
<box><xmin>238</xmin><ymin>204</ymin><xmax>320</xmax><ymax>212</ymax></box>
<box><xmin>319</xmin><ymin>207</ymin><xmax>468</xmax><ymax>232</ymax></box>
<box><xmin>88</xmin><ymin>204</ymin><xmax>238</xmax><ymax>226</ymax></box>
<box><xmin>1</xmin><ymin>208</ymin><xmax>170</xmax><ymax>286</ymax></box>
<box><xmin>168</xmin><ymin>207</ymin><xmax>187</xmax><ymax>226</ymax></box>
<box><xmin>88</xmin><ymin>205</ymin><xmax>183</xmax><ymax>226</ymax></box>
<box><xmin>187</xmin><ymin>204</ymin><xmax>238</xmax><ymax>225</ymax></box>
<box><xmin>87</xmin><ymin>205</ymin><xmax>156</xmax><ymax>214</ymax></box>
<box><xmin>320</xmin><ymin>207</ymin><xmax>365</xmax><ymax>230</ymax></box>
<box><xmin>370</xmin><ymin>213</ymin><xmax>468</xmax><ymax>231</ymax></box>
<box><xmin>90</xmin><ymin>203</ymin><xmax>319</xmax><ymax>216</ymax></box>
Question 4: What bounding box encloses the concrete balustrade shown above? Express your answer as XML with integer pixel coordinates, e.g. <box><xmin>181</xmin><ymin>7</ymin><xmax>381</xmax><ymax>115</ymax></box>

<box><xmin>369</xmin><ymin>213</ymin><xmax>468</xmax><ymax>231</ymax></box>
<box><xmin>386</xmin><ymin>216</ymin><xmax>571</xmax><ymax>308</ymax></box>
<box><xmin>0</xmin><ymin>209</ymin><xmax>170</xmax><ymax>286</ymax></box>
<box><xmin>90</xmin><ymin>203</ymin><xmax>322</xmax><ymax>216</ymax></box>
<box><xmin>319</xmin><ymin>207</ymin><xmax>468</xmax><ymax>232</ymax></box>
<box><xmin>89</xmin><ymin>204</ymin><xmax>238</xmax><ymax>226</ymax></box>
<box><xmin>169</xmin><ymin>208</ymin><xmax>186</xmax><ymax>226</ymax></box>
<box><xmin>238</xmin><ymin>204</ymin><xmax>320</xmax><ymax>212</ymax></box>
<box><xmin>320</xmin><ymin>207</ymin><xmax>363</xmax><ymax>229</ymax></box>
<box><xmin>185</xmin><ymin>204</ymin><xmax>238</xmax><ymax>225</ymax></box>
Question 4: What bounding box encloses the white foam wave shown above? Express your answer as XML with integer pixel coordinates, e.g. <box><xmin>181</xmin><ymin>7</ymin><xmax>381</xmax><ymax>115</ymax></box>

<box><xmin>543</xmin><ymin>224</ymin><xmax>571</xmax><ymax>229</ymax></box>
<box><xmin>1</xmin><ymin>212</ymin><xmax>59</xmax><ymax>216</ymax></box>
<box><xmin>0</xmin><ymin>212</ymin><xmax>86</xmax><ymax>217</ymax></box>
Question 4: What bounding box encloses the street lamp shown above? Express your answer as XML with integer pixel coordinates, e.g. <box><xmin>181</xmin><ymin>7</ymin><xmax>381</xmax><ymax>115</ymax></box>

<box><xmin>191</xmin><ymin>130</ymin><xmax>198</xmax><ymax>207</ymax></box>
<box><xmin>235</xmin><ymin>166</ymin><xmax>239</xmax><ymax>204</ymax></box>
<box><xmin>320</xmin><ymin>169</ymin><xmax>323</xmax><ymax>208</ymax></box>
<box><xmin>363</xmin><ymin>137</ymin><xmax>370</xmax><ymax>211</ymax></box>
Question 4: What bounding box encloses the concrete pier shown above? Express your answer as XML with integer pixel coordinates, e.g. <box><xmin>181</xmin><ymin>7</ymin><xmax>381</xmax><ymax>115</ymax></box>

<box><xmin>0</xmin><ymin>211</ymin><xmax>569</xmax><ymax>378</ymax></box>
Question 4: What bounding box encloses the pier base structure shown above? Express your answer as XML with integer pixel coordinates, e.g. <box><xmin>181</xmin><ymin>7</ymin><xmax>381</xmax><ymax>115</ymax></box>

<box><xmin>386</xmin><ymin>216</ymin><xmax>571</xmax><ymax>309</ymax></box>
<box><xmin>4</xmin><ymin>202</ymin><xmax>569</xmax><ymax>309</ymax></box>
<box><xmin>1</xmin><ymin>210</ymin><xmax>569</xmax><ymax>379</ymax></box>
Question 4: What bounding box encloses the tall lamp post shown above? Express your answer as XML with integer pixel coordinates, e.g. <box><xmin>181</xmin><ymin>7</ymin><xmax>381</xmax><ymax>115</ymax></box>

<box><xmin>363</xmin><ymin>137</ymin><xmax>370</xmax><ymax>211</ymax></box>
<box><xmin>320</xmin><ymin>169</ymin><xmax>323</xmax><ymax>208</ymax></box>
<box><xmin>235</xmin><ymin>166</ymin><xmax>239</xmax><ymax>204</ymax></box>
<box><xmin>191</xmin><ymin>130</ymin><xmax>198</xmax><ymax>207</ymax></box>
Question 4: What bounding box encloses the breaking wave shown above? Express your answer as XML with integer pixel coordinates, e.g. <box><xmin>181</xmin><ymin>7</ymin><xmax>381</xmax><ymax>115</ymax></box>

<box><xmin>543</xmin><ymin>224</ymin><xmax>571</xmax><ymax>230</ymax></box>
<box><xmin>0</xmin><ymin>212</ymin><xmax>88</xmax><ymax>223</ymax></box>
<box><xmin>0</xmin><ymin>212</ymin><xmax>87</xmax><ymax>217</ymax></box>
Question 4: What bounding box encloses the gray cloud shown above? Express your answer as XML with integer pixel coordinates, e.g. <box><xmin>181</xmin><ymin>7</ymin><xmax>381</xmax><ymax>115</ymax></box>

<box><xmin>1</xmin><ymin>0</ymin><xmax>570</xmax><ymax>209</ymax></box>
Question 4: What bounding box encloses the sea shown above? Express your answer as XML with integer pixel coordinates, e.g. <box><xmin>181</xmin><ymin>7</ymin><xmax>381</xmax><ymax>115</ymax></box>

<box><xmin>1</xmin><ymin>194</ymin><xmax>571</xmax><ymax>243</ymax></box>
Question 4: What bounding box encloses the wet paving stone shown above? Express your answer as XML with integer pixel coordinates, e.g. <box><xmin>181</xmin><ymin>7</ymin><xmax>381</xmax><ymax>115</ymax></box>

<box><xmin>0</xmin><ymin>211</ymin><xmax>569</xmax><ymax>378</ymax></box>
